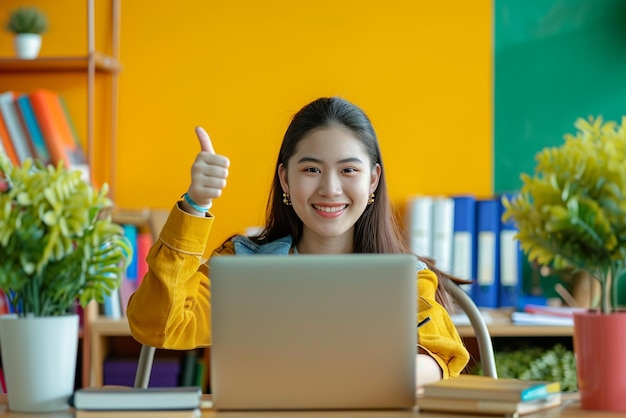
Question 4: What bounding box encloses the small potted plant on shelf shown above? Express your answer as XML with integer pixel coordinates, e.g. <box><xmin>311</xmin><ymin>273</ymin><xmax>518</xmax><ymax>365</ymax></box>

<box><xmin>0</xmin><ymin>153</ymin><xmax>132</xmax><ymax>412</ymax></box>
<box><xmin>502</xmin><ymin>115</ymin><xmax>626</xmax><ymax>412</ymax></box>
<box><xmin>4</xmin><ymin>6</ymin><xmax>48</xmax><ymax>59</ymax></box>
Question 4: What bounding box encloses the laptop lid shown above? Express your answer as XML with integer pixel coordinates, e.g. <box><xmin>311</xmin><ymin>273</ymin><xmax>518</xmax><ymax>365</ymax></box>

<box><xmin>209</xmin><ymin>254</ymin><xmax>417</xmax><ymax>411</ymax></box>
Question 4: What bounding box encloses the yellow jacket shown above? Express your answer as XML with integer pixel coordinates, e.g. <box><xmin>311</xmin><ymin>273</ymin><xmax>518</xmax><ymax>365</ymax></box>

<box><xmin>127</xmin><ymin>204</ymin><xmax>470</xmax><ymax>378</ymax></box>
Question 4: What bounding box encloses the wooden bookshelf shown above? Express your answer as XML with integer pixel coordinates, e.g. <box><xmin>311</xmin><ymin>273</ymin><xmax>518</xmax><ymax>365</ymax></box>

<box><xmin>0</xmin><ymin>0</ymin><xmax>122</xmax><ymax>199</ymax></box>
<box><xmin>0</xmin><ymin>53</ymin><xmax>121</xmax><ymax>73</ymax></box>
<box><xmin>0</xmin><ymin>0</ymin><xmax>122</xmax><ymax>390</ymax></box>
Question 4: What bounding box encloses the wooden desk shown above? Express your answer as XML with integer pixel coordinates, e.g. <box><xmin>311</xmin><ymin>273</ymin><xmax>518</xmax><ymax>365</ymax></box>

<box><xmin>0</xmin><ymin>394</ymin><xmax>622</xmax><ymax>417</ymax></box>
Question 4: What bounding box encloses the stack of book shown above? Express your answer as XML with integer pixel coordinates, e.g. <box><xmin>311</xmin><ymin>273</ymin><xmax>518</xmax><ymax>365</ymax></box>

<box><xmin>70</xmin><ymin>386</ymin><xmax>203</xmax><ymax>417</ymax></box>
<box><xmin>419</xmin><ymin>374</ymin><xmax>562</xmax><ymax>417</ymax></box>
<box><xmin>511</xmin><ymin>304</ymin><xmax>583</xmax><ymax>326</ymax></box>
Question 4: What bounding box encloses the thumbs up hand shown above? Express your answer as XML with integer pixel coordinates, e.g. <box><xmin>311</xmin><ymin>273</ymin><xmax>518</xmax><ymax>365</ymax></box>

<box><xmin>183</xmin><ymin>127</ymin><xmax>230</xmax><ymax>215</ymax></box>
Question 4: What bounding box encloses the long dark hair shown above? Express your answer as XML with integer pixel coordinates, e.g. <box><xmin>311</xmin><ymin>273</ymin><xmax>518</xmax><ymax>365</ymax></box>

<box><xmin>253</xmin><ymin>97</ymin><xmax>463</xmax><ymax>307</ymax></box>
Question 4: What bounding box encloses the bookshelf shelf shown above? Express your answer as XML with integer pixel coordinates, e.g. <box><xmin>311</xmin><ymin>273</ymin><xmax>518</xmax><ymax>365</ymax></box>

<box><xmin>0</xmin><ymin>0</ymin><xmax>122</xmax><ymax>389</ymax></box>
<box><xmin>0</xmin><ymin>53</ymin><xmax>122</xmax><ymax>73</ymax></box>
<box><xmin>456</xmin><ymin>309</ymin><xmax>573</xmax><ymax>338</ymax></box>
<box><xmin>457</xmin><ymin>324</ymin><xmax>573</xmax><ymax>338</ymax></box>
<box><xmin>92</xmin><ymin>317</ymin><xmax>131</xmax><ymax>335</ymax></box>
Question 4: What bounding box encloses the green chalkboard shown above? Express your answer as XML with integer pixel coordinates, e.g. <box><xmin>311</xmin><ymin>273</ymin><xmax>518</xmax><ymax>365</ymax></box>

<box><xmin>494</xmin><ymin>0</ymin><xmax>626</xmax><ymax>304</ymax></box>
<box><xmin>494</xmin><ymin>0</ymin><xmax>626</xmax><ymax>192</ymax></box>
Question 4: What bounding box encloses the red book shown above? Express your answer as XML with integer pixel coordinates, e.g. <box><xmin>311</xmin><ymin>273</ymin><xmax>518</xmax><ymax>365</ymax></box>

<box><xmin>136</xmin><ymin>232</ymin><xmax>152</xmax><ymax>285</ymax></box>
<box><xmin>28</xmin><ymin>89</ymin><xmax>88</xmax><ymax>176</ymax></box>
<box><xmin>0</xmin><ymin>367</ymin><xmax>5</xmax><ymax>393</ymax></box>
<box><xmin>523</xmin><ymin>304</ymin><xmax>584</xmax><ymax>318</ymax></box>
<box><xmin>0</xmin><ymin>290</ymin><xmax>9</xmax><ymax>315</ymax></box>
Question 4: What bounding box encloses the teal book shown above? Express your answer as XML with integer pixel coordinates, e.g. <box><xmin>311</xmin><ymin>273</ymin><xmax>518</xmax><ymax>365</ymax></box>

<box><xmin>15</xmin><ymin>94</ymin><xmax>51</xmax><ymax>165</ymax></box>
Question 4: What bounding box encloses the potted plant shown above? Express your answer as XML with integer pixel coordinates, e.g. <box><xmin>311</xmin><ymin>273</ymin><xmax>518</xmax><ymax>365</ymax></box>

<box><xmin>0</xmin><ymin>153</ymin><xmax>132</xmax><ymax>412</ymax></box>
<box><xmin>4</xmin><ymin>6</ymin><xmax>48</xmax><ymax>59</ymax></box>
<box><xmin>502</xmin><ymin>115</ymin><xmax>626</xmax><ymax>412</ymax></box>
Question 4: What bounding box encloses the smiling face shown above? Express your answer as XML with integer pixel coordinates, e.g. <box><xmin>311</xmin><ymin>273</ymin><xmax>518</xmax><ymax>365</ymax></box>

<box><xmin>278</xmin><ymin>125</ymin><xmax>381</xmax><ymax>254</ymax></box>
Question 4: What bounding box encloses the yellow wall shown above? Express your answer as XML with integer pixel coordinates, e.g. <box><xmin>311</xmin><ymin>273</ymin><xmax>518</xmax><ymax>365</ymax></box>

<box><xmin>0</xmin><ymin>1</ymin><xmax>492</xmax><ymax>251</ymax></box>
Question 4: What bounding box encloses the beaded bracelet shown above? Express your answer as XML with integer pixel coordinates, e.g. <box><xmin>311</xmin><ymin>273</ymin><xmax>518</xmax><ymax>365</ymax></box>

<box><xmin>182</xmin><ymin>192</ymin><xmax>211</xmax><ymax>212</ymax></box>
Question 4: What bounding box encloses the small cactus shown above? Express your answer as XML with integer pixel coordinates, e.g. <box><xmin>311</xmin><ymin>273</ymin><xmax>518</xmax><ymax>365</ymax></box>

<box><xmin>5</xmin><ymin>7</ymin><xmax>48</xmax><ymax>35</ymax></box>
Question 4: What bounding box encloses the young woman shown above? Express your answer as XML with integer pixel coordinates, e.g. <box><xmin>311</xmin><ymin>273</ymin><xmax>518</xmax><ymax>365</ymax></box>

<box><xmin>126</xmin><ymin>97</ymin><xmax>469</xmax><ymax>386</ymax></box>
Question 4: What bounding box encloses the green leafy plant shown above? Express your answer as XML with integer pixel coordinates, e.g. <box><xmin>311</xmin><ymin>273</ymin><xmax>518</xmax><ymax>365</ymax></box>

<box><xmin>5</xmin><ymin>6</ymin><xmax>48</xmax><ymax>35</ymax></box>
<box><xmin>0</xmin><ymin>153</ymin><xmax>132</xmax><ymax>316</ymax></box>
<box><xmin>472</xmin><ymin>344</ymin><xmax>578</xmax><ymax>392</ymax></box>
<box><xmin>502</xmin><ymin>116</ymin><xmax>626</xmax><ymax>314</ymax></box>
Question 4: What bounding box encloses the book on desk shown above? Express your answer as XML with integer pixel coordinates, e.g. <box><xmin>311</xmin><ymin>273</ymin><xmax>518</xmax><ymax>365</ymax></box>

<box><xmin>419</xmin><ymin>374</ymin><xmax>562</xmax><ymax>416</ymax></box>
<box><xmin>70</xmin><ymin>386</ymin><xmax>202</xmax><ymax>411</ymax></box>
<box><xmin>75</xmin><ymin>409</ymin><xmax>201</xmax><ymax>418</ymax></box>
<box><xmin>418</xmin><ymin>394</ymin><xmax>562</xmax><ymax>417</ymax></box>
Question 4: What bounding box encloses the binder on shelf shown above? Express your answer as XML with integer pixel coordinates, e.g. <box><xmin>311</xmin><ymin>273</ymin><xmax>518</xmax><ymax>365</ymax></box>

<box><xmin>499</xmin><ymin>193</ymin><xmax>523</xmax><ymax>308</ymax></box>
<box><xmin>407</xmin><ymin>195</ymin><xmax>433</xmax><ymax>258</ymax></box>
<box><xmin>15</xmin><ymin>94</ymin><xmax>51</xmax><ymax>165</ymax></box>
<box><xmin>0</xmin><ymin>91</ymin><xmax>33</xmax><ymax>164</ymax></box>
<box><xmin>451</xmin><ymin>195</ymin><xmax>477</xmax><ymax>293</ymax></box>
<box><xmin>431</xmin><ymin>196</ymin><xmax>455</xmax><ymax>273</ymax></box>
<box><xmin>473</xmin><ymin>198</ymin><xmax>501</xmax><ymax>308</ymax></box>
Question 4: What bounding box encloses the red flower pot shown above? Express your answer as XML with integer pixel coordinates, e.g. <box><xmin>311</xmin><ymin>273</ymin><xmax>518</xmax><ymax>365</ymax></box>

<box><xmin>573</xmin><ymin>310</ymin><xmax>626</xmax><ymax>412</ymax></box>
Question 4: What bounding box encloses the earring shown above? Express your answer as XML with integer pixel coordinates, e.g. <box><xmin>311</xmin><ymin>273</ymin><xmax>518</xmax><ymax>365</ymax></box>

<box><xmin>282</xmin><ymin>192</ymin><xmax>292</xmax><ymax>206</ymax></box>
<box><xmin>367</xmin><ymin>193</ymin><xmax>375</xmax><ymax>205</ymax></box>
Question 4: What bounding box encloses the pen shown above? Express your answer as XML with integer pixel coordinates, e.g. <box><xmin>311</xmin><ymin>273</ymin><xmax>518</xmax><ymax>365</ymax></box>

<box><xmin>417</xmin><ymin>316</ymin><xmax>431</xmax><ymax>328</ymax></box>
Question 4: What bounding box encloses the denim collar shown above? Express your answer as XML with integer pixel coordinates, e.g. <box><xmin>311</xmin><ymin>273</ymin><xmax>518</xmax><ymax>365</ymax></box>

<box><xmin>232</xmin><ymin>234</ymin><xmax>293</xmax><ymax>255</ymax></box>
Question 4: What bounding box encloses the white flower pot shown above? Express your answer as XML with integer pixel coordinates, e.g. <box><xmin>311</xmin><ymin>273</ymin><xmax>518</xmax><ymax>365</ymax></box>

<box><xmin>13</xmin><ymin>33</ymin><xmax>42</xmax><ymax>59</ymax></box>
<box><xmin>0</xmin><ymin>314</ymin><xmax>78</xmax><ymax>412</ymax></box>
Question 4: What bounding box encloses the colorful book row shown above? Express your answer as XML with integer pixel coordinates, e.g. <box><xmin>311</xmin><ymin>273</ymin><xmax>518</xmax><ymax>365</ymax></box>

<box><xmin>102</xmin><ymin>224</ymin><xmax>152</xmax><ymax>319</ymax></box>
<box><xmin>0</xmin><ymin>89</ymin><xmax>88</xmax><ymax>179</ymax></box>
<box><xmin>406</xmin><ymin>194</ymin><xmax>523</xmax><ymax>309</ymax></box>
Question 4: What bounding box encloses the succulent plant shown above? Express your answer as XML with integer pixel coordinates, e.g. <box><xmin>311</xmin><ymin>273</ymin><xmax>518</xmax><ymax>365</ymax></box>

<box><xmin>502</xmin><ymin>116</ymin><xmax>626</xmax><ymax>314</ymax></box>
<box><xmin>5</xmin><ymin>7</ymin><xmax>48</xmax><ymax>35</ymax></box>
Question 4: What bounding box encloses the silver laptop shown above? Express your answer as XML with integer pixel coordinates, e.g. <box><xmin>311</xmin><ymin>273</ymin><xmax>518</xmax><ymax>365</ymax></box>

<box><xmin>209</xmin><ymin>254</ymin><xmax>417</xmax><ymax>411</ymax></box>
